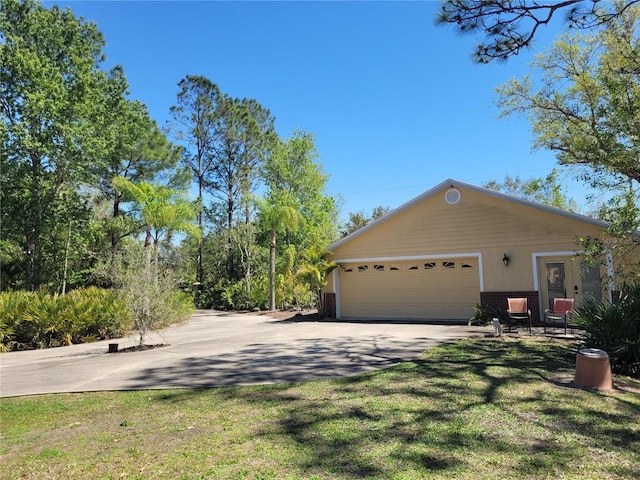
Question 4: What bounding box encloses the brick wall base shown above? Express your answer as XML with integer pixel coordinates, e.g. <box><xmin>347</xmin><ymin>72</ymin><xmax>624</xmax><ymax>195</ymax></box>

<box><xmin>480</xmin><ymin>291</ymin><xmax>541</xmax><ymax>324</ymax></box>
<box><xmin>324</xmin><ymin>292</ymin><xmax>336</xmax><ymax>318</ymax></box>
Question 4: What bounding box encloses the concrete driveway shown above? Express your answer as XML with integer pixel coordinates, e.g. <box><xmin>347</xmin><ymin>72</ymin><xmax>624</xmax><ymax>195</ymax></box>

<box><xmin>0</xmin><ymin>310</ymin><xmax>489</xmax><ymax>397</ymax></box>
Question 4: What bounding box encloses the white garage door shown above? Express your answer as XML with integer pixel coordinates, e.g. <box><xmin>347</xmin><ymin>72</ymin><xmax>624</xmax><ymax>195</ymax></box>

<box><xmin>339</xmin><ymin>258</ymin><xmax>480</xmax><ymax>320</ymax></box>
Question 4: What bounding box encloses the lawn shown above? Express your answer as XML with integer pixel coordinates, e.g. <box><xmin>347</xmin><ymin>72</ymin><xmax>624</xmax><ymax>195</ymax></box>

<box><xmin>1</xmin><ymin>336</ymin><xmax>639</xmax><ymax>479</ymax></box>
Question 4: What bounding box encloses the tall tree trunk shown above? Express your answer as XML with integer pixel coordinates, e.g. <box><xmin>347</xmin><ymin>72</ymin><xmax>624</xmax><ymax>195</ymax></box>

<box><xmin>26</xmin><ymin>154</ymin><xmax>43</xmax><ymax>291</ymax></box>
<box><xmin>141</xmin><ymin>226</ymin><xmax>153</xmax><ymax>345</ymax></box>
<box><xmin>111</xmin><ymin>194</ymin><xmax>121</xmax><ymax>257</ymax></box>
<box><xmin>61</xmin><ymin>221</ymin><xmax>72</xmax><ymax>294</ymax></box>
<box><xmin>197</xmin><ymin>176</ymin><xmax>204</xmax><ymax>285</ymax></box>
<box><xmin>243</xmin><ymin>205</ymin><xmax>252</xmax><ymax>295</ymax></box>
<box><xmin>227</xmin><ymin>179</ymin><xmax>234</xmax><ymax>279</ymax></box>
<box><xmin>25</xmin><ymin>236</ymin><xmax>37</xmax><ymax>291</ymax></box>
<box><xmin>269</xmin><ymin>227</ymin><xmax>276</xmax><ymax>310</ymax></box>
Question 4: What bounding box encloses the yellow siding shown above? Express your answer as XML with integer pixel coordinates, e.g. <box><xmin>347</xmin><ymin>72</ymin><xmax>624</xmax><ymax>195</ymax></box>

<box><xmin>328</xmin><ymin>186</ymin><xmax>605</xmax><ymax>292</ymax></box>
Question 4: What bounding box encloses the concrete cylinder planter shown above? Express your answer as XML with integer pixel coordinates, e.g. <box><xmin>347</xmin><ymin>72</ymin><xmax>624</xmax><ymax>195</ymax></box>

<box><xmin>574</xmin><ymin>348</ymin><xmax>614</xmax><ymax>390</ymax></box>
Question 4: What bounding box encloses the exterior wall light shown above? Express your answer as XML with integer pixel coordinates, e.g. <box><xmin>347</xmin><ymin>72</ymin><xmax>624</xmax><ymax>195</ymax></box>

<box><xmin>503</xmin><ymin>253</ymin><xmax>510</xmax><ymax>267</ymax></box>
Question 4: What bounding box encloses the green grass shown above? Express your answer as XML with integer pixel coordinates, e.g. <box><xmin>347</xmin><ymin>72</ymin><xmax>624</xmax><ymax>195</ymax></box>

<box><xmin>1</xmin><ymin>337</ymin><xmax>639</xmax><ymax>479</ymax></box>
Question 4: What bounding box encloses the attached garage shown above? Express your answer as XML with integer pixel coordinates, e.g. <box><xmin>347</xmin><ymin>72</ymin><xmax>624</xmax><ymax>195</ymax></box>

<box><xmin>338</xmin><ymin>256</ymin><xmax>481</xmax><ymax>319</ymax></box>
<box><xmin>324</xmin><ymin>179</ymin><xmax>621</xmax><ymax>323</ymax></box>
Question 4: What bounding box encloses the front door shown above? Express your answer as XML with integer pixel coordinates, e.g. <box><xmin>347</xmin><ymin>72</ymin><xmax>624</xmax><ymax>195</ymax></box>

<box><xmin>538</xmin><ymin>256</ymin><xmax>602</xmax><ymax>312</ymax></box>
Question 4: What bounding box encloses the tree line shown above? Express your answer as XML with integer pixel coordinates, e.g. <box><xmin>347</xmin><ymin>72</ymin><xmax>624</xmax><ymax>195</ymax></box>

<box><xmin>1</xmin><ymin>0</ymin><xmax>338</xmax><ymax>313</ymax></box>
<box><xmin>3</xmin><ymin>0</ymin><xmax>640</xmax><ymax>314</ymax></box>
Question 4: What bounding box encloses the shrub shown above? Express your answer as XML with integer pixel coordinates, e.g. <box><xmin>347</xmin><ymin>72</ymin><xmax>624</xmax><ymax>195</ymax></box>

<box><xmin>469</xmin><ymin>303</ymin><xmax>506</xmax><ymax>326</ymax></box>
<box><xmin>104</xmin><ymin>245</ymin><xmax>196</xmax><ymax>345</ymax></box>
<box><xmin>0</xmin><ymin>288</ymin><xmax>134</xmax><ymax>351</ymax></box>
<box><xmin>67</xmin><ymin>287</ymin><xmax>133</xmax><ymax>341</ymax></box>
<box><xmin>194</xmin><ymin>279</ymin><xmax>224</xmax><ymax>309</ymax></box>
<box><xmin>152</xmin><ymin>290</ymin><xmax>195</xmax><ymax>328</ymax></box>
<box><xmin>0</xmin><ymin>291</ymin><xmax>31</xmax><ymax>350</ymax></box>
<box><xmin>573</xmin><ymin>283</ymin><xmax>640</xmax><ymax>377</ymax></box>
<box><xmin>220</xmin><ymin>279</ymin><xmax>253</xmax><ymax>311</ymax></box>
<box><xmin>198</xmin><ymin>277</ymin><xmax>269</xmax><ymax>311</ymax></box>
<box><xmin>22</xmin><ymin>292</ymin><xmax>72</xmax><ymax>347</ymax></box>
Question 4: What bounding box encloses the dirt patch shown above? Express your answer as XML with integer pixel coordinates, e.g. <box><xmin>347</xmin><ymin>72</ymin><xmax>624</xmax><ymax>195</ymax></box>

<box><xmin>614</xmin><ymin>376</ymin><xmax>640</xmax><ymax>394</ymax></box>
<box><xmin>110</xmin><ymin>344</ymin><xmax>169</xmax><ymax>354</ymax></box>
<box><xmin>253</xmin><ymin>308</ymin><xmax>320</xmax><ymax>322</ymax></box>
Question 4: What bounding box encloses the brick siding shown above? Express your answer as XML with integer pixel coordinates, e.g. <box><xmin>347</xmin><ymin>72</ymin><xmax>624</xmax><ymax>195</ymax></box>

<box><xmin>324</xmin><ymin>292</ymin><xmax>336</xmax><ymax>318</ymax></box>
<box><xmin>480</xmin><ymin>291</ymin><xmax>541</xmax><ymax>324</ymax></box>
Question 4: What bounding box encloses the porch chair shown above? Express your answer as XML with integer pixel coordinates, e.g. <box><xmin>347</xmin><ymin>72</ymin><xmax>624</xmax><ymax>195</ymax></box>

<box><xmin>507</xmin><ymin>297</ymin><xmax>532</xmax><ymax>333</ymax></box>
<box><xmin>544</xmin><ymin>298</ymin><xmax>575</xmax><ymax>335</ymax></box>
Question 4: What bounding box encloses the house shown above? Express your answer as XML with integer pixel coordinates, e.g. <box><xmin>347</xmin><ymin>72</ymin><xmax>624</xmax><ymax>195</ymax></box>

<box><xmin>324</xmin><ymin>179</ymin><xmax>616</xmax><ymax>323</ymax></box>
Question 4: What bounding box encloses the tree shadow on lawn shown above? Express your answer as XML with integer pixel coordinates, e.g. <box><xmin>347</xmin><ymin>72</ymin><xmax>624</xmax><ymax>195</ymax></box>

<box><xmin>144</xmin><ymin>338</ymin><xmax>639</xmax><ymax>479</ymax></box>
<box><xmin>240</xmin><ymin>339</ymin><xmax>639</xmax><ymax>478</ymax></box>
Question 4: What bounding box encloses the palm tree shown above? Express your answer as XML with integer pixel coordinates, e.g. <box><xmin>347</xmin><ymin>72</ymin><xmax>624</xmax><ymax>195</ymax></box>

<box><xmin>111</xmin><ymin>177</ymin><xmax>199</xmax><ymax>267</ymax></box>
<box><xmin>258</xmin><ymin>191</ymin><xmax>301</xmax><ymax>311</ymax></box>
<box><xmin>109</xmin><ymin>177</ymin><xmax>199</xmax><ymax>344</ymax></box>
<box><xmin>296</xmin><ymin>243</ymin><xmax>336</xmax><ymax>317</ymax></box>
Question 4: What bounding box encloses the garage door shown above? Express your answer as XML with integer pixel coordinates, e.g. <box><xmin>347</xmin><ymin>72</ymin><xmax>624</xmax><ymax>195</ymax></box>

<box><xmin>338</xmin><ymin>258</ymin><xmax>480</xmax><ymax>320</ymax></box>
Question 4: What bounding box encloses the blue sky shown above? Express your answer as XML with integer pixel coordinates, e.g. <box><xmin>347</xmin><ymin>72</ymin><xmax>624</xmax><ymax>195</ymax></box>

<box><xmin>46</xmin><ymin>1</ymin><xmax>591</xmax><ymax>220</ymax></box>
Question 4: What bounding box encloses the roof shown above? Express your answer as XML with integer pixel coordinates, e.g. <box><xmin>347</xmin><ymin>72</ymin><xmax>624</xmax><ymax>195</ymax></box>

<box><xmin>330</xmin><ymin>178</ymin><xmax>610</xmax><ymax>251</ymax></box>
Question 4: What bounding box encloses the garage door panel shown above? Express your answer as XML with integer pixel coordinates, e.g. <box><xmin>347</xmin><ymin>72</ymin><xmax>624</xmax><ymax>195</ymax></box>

<box><xmin>339</xmin><ymin>258</ymin><xmax>480</xmax><ymax>319</ymax></box>
<box><xmin>404</xmin><ymin>288</ymin><xmax>424</xmax><ymax>303</ymax></box>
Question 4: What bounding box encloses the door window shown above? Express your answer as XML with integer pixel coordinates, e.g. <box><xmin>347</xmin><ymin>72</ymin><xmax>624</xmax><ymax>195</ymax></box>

<box><xmin>580</xmin><ymin>262</ymin><xmax>602</xmax><ymax>302</ymax></box>
<box><xmin>545</xmin><ymin>262</ymin><xmax>567</xmax><ymax>309</ymax></box>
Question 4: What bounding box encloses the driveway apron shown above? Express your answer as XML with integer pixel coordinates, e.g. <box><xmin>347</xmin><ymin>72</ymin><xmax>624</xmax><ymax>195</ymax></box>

<box><xmin>0</xmin><ymin>311</ymin><xmax>489</xmax><ymax>397</ymax></box>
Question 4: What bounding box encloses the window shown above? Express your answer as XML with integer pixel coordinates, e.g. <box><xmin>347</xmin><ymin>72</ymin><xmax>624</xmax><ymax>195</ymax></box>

<box><xmin>409</xmin><ymin>265</ymin><xmax>418</xmax><ymax>270</ymax></box>
<box><xmin>390</xmin><ymin>266</ymin><xmax>400</xmax><ymax>271</ymax></box>
<box><xmin>358</xmin><ymin>265</ymin><xmax>368</xmax><ymax>272</ymax></box>
<box><xmin>443</xmin><ymin>261</ymin><xmax>455</xmax><ymax>269</ymax></box>
<box><xmin>343</xmin><ymin>267</ymin><xmax>353</xmax><ymax>273</ymax></box>
<box><xmin>461</xmin><ymin>263</ymin><xmax>473</xmax><ymax>269</ymax></box>
<box><xmin>424</xmin><ymin>262</ymin><xmax>436</xmax><ymax>270</ymax></box>
<box><xmin>374</xmin><ymin>264</ymin><xmax>385</xmax><ymax>271</ymax></box>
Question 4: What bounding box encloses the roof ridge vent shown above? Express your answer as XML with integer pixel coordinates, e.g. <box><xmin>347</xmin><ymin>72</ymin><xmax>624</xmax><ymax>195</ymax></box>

<box><xmin>445</xmin><ymin>188</ymin><xmax>461</xmax><ymax>204</ymax></box>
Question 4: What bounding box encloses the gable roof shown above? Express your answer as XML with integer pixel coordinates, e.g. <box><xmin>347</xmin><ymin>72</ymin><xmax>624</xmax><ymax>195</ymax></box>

<box><xmin>330</xmin><ymin>178</ymin><xmax>609</xmax><ymax>250</ymax></box>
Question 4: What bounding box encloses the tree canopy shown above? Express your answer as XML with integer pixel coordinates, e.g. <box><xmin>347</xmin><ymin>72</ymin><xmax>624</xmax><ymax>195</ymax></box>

<box><xmin>341</xmin><ymin>205</ymin><xmax>391</xmax><ymax>237</ymax></box>
<box><xmin>496</xmin><ymin>4</ymin><xmax>640</xmax><ymax>207</ymax></box>
<box><xmin>1</xmin><ymin>1</ymin><xmax>341</xmax><ymax>315</ymax></box>
<box><xmin>496</xmin><ymin>3</ymin><xmax>640</xmax><ymax>279</ymax></box>
<box><xmin>1</xmin><ymin>0</ymin><xmax>108</xmax><ymax>289</ymax></box>
<box><xmin>436</xmin><ymin>0</ymin><xmax>640</xmax><ymax>63</ymax></box>
<box><xmin>483</xmin><ymin>170</ymin><xmax>580</xmax><ymax>213</ymax></box>
<box><xmin>260</xmin><ymin>131</ymin><xmax>338</xmax><ymax>310</ymax></box>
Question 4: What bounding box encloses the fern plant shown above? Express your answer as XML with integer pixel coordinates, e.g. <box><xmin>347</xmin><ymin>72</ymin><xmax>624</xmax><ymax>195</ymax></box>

<box><xmin>574</xmin><ymin>283</ymin><xmax>640</xmax><ymax>377</ymax></box>
<box><xmin>0</xmin><ymin>291</ymin><xmax>30</xmax><ymax>350</ymax></box>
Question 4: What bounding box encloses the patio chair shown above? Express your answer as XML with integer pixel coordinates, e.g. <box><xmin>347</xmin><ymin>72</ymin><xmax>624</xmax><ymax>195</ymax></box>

<box><xmin>544</xmin><ymin>298</ymin><xmax>575</xmax><ymax>335</ymax></box>
<box><xmin>507</xmin><ymin>297</ymin><xmax>532</xmax><ymax>333</ymax></box>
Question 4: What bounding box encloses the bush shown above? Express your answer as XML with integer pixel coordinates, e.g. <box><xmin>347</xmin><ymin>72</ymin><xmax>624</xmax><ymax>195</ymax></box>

<box><xmin>574</xmin><ymin>283</ymin><xmax>640</xmax><ymax>377</ymax></box>
<box><xmin>152</xmin><ymin>290</ymin><xmax>195</xmax><ymax>328</ymax></box>
<box><xmin>469</xmin><ymin>303</ymin><xmax>506</xmax><ymax>326</ymax></box>
<box><xmin>0</xmin><ymin>288</ymin><xmax>133</xmax><ymax>351</ymax></box>
<box><xmin>0</xmin><ymin>291</ymin><xmax>30</xmax><ymax>351</ymax></box>
<box><xmin>220</xmin><ymin>279</ymin><xmax>254</xmax><ymax>311</ymax></box>
<box><xmin>67</xmin><ymin>287</ymin><xmax>133</xmax><ymax>341</ymax></box>
<box><xmin>104</xmin><ymin>245</ymin><xmax>196</xmax><ymax>345</ymax></box>
<box><xmin>194</xmin><ymin>279</ymin><xmax>224</xmax><ymax>310</ymax></box>
<box><xmin>197</xmin><ymin>277</ymin><xmax>270</xmax><ymax>311</ymax></box>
